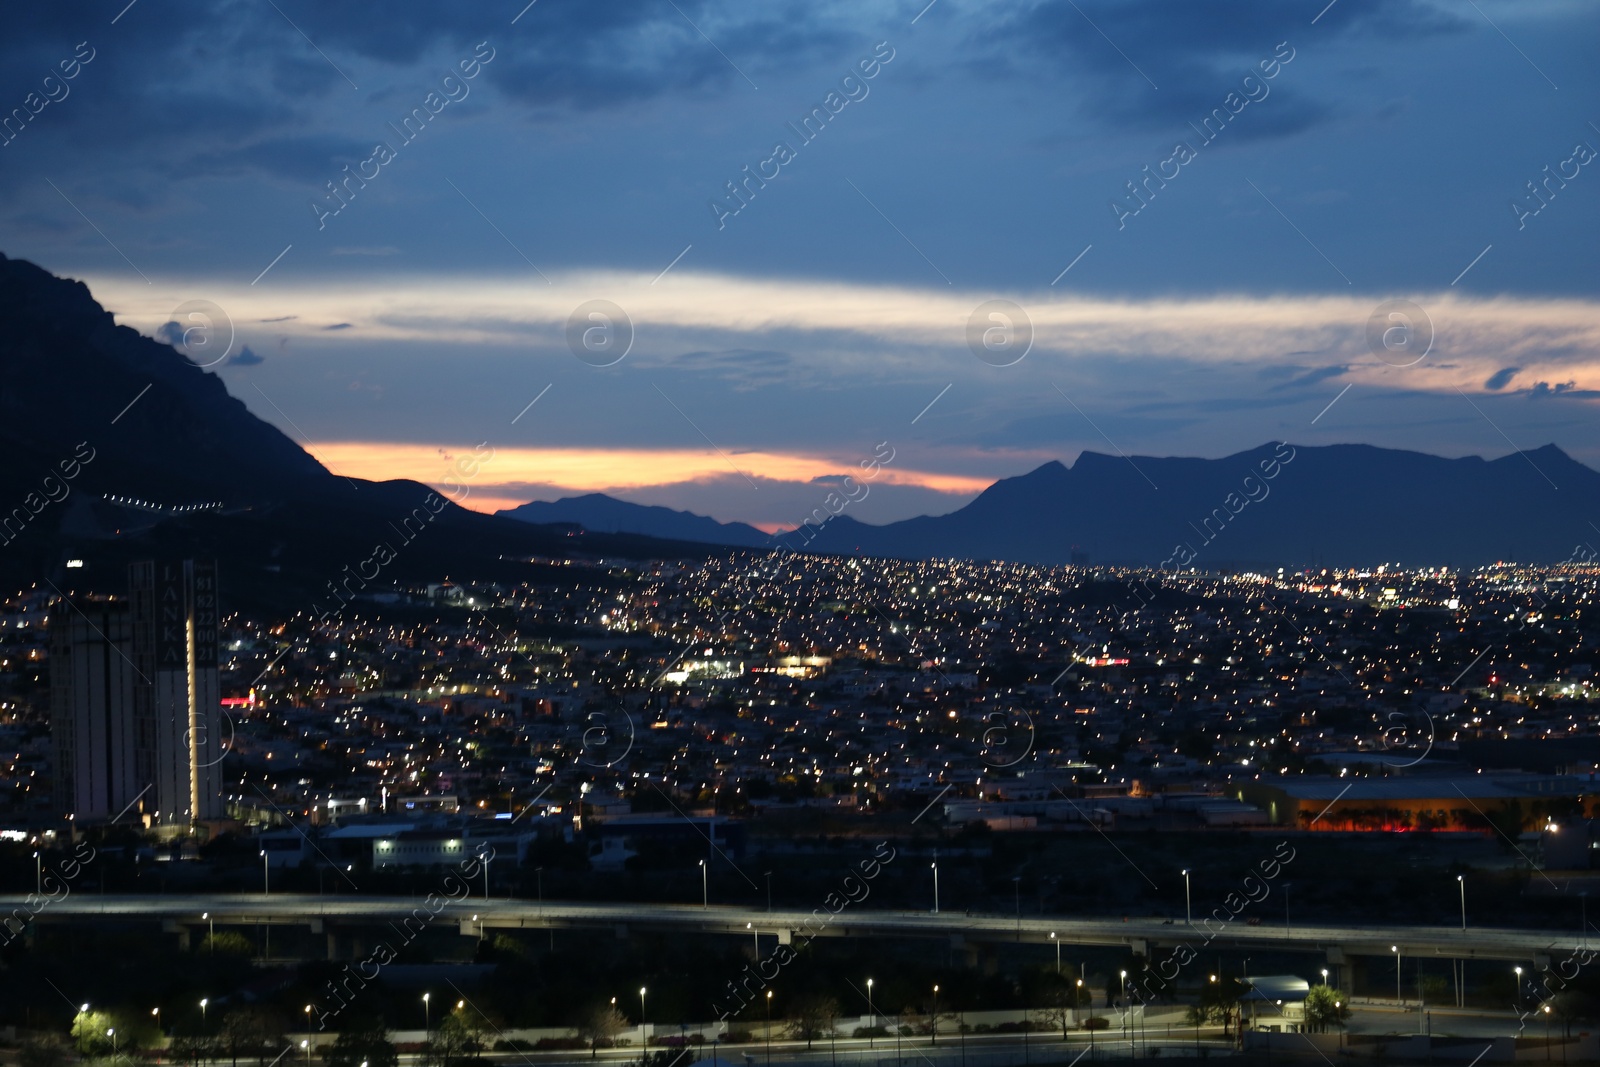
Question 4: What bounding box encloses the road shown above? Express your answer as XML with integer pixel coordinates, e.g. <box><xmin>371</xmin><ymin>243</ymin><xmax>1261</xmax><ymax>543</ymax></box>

<box><xmin>5</xmin><ymin>893</ymin><xmax>1587</xmax><ymax>964</ymax></box>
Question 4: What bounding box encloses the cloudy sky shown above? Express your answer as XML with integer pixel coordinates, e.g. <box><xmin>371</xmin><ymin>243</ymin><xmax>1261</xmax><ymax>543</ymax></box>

<box><xmin>5</xmin><ymin>0</ymin><xmax>1597</xmax><ymax>528</ymax></box>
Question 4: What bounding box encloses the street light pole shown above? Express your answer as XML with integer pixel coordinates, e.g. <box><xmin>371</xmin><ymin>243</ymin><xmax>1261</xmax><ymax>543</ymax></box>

<box><xmin>1393</xmin><ymin>947</ymin><xmax>1402</xmax><ymax>1006</ymax></box>
<box><xmin>931</xmin><ymin>855</ymin><xmax>940</xmax><ymax>915</ymax></box>
<box><xmin>699</xmin><ymin>860</ymin><xmax>707</xmax><ymax>908</ymax></box>
<box><xmin>261</xmin><ymin>850</ymin><xmax>269</xmax><ymax>895</ymax></box>
<box><xmin>200</xmin><ymin>1000</ymin><xmax>208</xmax><ymax>1030</ymax></box>
<box><xmin>1182</xmin><ymin>869</ymin><xmax>1191</xmax><ymax>926</ymax></box>
<box><xmin>34</xmin><ymin>851</ymin><xmax>40</xmax><ymax>895</ymax></box>
<box><xmin>423</xmin><ymin>992</ymin><xmax>431</xmax><ymax>1035</ymax></box>
<box><xmin>932</xmin><ymin>985</ymin><xmax>940</xmax><ymax>1047</ymax></box>
<box><xmin>1458</xmin><ymin>875</ymin><xmax>1466</xmax><ymax>932</ymax></box>
<box><xmin>867</xmin><ymin>978</ymin><xmax>875</xmax><ymax>1049</ymax></box>
<box><xmin>764</xmin><ymin>990</ymin><xmax>772</xmax><ymax>1067</ymax></box>
<box><xmin>640</xmin><ymin>987</ymin><xmax>648</xmax><ymax>1049</ymax></box>
<box><xmin>1051</xmin><ymin>932</ymin><xmax>1060</xmax><ymax>974</ymax></box>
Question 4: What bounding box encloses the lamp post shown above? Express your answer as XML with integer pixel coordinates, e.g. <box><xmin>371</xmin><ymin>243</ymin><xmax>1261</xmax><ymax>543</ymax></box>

<box><xmin>152</xmin><ymin>1007</ymin><xmax>161</xmax><ymax>1037</ymax></box>
<box><xmin>1393</xmin><ymin>947</ymin><xmax>1402</xmax><ymax>1006</ymax></box>
<box><xmin>1458</xmin><ymin>875</ymin><xmax>1467</xmax><ymax>932</ymax></box>
<box><xmin>1544</xmin><ymin>1004</ymin><xmax>1553</xmax><ymax>1062</ymax></box>
<box><xmin>423</xmin><ymin>992</ymin><xmax>431</xmax><ymax>1034</ymax></box>
<box><xmin>639</xmin><ymin>988</ymin><xmax>647</xmax><ymax>1049</ymax></box>
<box><xmin>203</xmin><ymin>912</ymin><xmax>213</xmax><ymax>953</ymax></box>
<box><xmin>867</xmin><ymin>978</ymin><xmax>875</xmax><ymax>1049</ymax></box>
<box><xmin>931</xmin><ymin>856</ymin><xmax>940</xmax><ymax>915</ymax></box>
<box><xmin>932</xmin><ymin>985</ymin><xmax>940</xmax><ymax>1047</ymax></box>
<box><xmin>1075</xmin><ymin>979</ymin><xmax>1083</xmax><ymax>1029</ymax></box>
<box><xmin>1182</xmin><ymin>869</ymin><xmax>1191</xmax><ymax>926</ymax></box>
<box><xmin>302</xmin><ymin>1040</ymin><xmax>311</xmax><ymax>1067</ymax></box>
<box><xmin>1119</xmin><ymin>972</ymin><xmax>1129</xmax><ymax>1055</ymax></box>
<box><xmin>200</xmin><ymin>999</ymin><xmax>208</xmax><ymax>1030</ymax></box>
<box><xmin>1321</xmin><ymin>968</ymin><xmax>1329</xmax><ymax>988</ymax></box>
<box><xmin>34</xmin><ymin>851</ymin><xmax>41</xmax><ymax>895</ymax></box>
<box><xmin>699</xmin><ymin>860</ymin><xmax>707</xmax><ymax>908</ymax></box>
<box><xmin>108</xmin><ymin>1029</ymin><xmax>116</xmax><ymax>1056</ymax></box>
<box><xmin>764</xmin><ymin>990</ymin><xmax>773</xmax><ymax>1067</ymax></box>
<box><xmin>261</xmin><ymin>850</ymin><xmax>269</xmax><ymax>895</ymax></box>
<box><xmin>1051</xmin><ymin>932</ymin><xmax>1060</xmax><ymax>974</ymax></box>
<box><xmin>748</xmin><ymin>922</ymin><xmax>759</xmax><ymax>957</ymax></box>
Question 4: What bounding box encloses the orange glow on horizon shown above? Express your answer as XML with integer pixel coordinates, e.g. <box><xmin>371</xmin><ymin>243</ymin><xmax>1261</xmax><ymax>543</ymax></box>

<box><xmin>306</xmin><ymin>441</ymin><xmax>994</xmax><ymax>515</ymax></box>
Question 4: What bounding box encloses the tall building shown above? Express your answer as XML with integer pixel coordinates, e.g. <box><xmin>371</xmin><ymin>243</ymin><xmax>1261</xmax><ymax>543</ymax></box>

<box><xmin>49</xmin><ymin>599</ymin><xmax>140</xmax><ymax>820</ymax></box>
<box><xmin>51</xmin><ymin>560</ymin><xmax>226</xmax><ymax>826</ymax></box>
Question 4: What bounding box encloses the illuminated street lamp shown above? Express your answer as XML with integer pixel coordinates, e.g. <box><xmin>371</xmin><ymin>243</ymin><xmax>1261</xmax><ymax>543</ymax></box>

<box><xmin>200</xmin><ymin>999</ymin><xmax>209</xmax><ymax>1028</ymax></box>
<box><xmin>1182</xmin><ymin>869</ymin><xmax>1192</xmax><ymax>925</ymax></box>
<box><xmin>1393</xmin><ymin>947</ymin><xmax>1402</xmax><ymax>1005</ymax></box>
<box><xmin>867</xmin><ymin>978</ymin><xmax>876</xmax><ymax>1049</ymax></box>
<box><xmin>639</xmin><ymin>988</ymin><xmax>648</xmax><ymax>1049</ymax></box>
<box><xmin>932</xmin><ymin>985</ymin><xmax>940</xmax><ymax>1047</ymax></box>
<box><xmin>699</xmin><ymin>860</ymin><xmax>707</xmax><ymax>908</ymax></box>
<box><xmin>1458</xmin><ymin>875</ymin><xmax>1467</xmax><ymax>932</ymax></box>
<box><xmin>423</xmin><ymin>992</ymin><xmax>431</xmax><ymax>1033</ymax></box>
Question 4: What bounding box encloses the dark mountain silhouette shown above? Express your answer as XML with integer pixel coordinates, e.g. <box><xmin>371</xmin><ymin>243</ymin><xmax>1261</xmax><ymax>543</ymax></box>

<box><xmin>505</xmin><ymin>441</ymin><xmax>1600</xmax><ymax>568</ymax></box>
<box><xmin>499</xmin><ymin>494</ymin><xmax>773</xmax><ymax>547</ymax></box>
<box><xmin>0</xmin><ymin>253</ymin><xmax>719</xmax><ymax>607</ymax></box>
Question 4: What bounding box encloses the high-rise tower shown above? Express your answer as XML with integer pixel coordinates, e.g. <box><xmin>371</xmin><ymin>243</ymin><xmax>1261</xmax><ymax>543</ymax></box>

<box><xmin>51</xmin><ymin>560</ymin><xmax>225</xmax><ymax>825</ymax></box>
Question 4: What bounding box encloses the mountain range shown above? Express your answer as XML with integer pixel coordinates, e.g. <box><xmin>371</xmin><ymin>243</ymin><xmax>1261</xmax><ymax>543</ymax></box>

<box><xmin>4</xmin><ymin>252</ymin><xmax>1593</xmax><ymax>588</ymax></box>
<box><xmin>0</xmin><ymin>253</ymin><xmax>716</xmax><ymax>608</ymax></box>
<box><xmin>501</xmin><ymin>441</ymin><xmax>1600</xmax><ymax>568</ymax></box>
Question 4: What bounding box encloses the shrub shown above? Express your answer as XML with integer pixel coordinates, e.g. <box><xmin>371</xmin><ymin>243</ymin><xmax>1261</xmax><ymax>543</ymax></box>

<box><xmin>1081</xmin><ymin>1017</ymin><xmax>1111</xmax><ymax>1031</ymax></box>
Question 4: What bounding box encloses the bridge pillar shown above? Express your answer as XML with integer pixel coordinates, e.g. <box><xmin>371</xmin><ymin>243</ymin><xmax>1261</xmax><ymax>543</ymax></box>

<box><xmin>1325</xmin><ymin>947</ymin><xmax>1347</xmax><ymax>991</ymax></box>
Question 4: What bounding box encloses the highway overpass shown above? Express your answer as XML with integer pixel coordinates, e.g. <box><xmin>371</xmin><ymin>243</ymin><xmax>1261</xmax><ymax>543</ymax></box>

<box><xmin>2</xmin><ymin>893</ymin><xmax>1584</xmax><ymax>974</ymax></box>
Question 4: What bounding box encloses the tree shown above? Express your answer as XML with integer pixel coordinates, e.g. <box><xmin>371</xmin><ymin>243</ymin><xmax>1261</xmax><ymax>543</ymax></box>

<box><xmin>575</xmin><ymin>1003</ymin><xmax>628</xmax><ymax>1060</ymax></box>
<box><xmin>1191</xmin><ymin>977</ymin><xmax>1246</xmax><ymax>1038</ymax></box>
<box><xmin>322</xmin><ymin>1017</ymin><xmax>398</xmax><ymax>1067</ymax></box>
<box><xmin>72</xmin><ymin>1010</ymin><xmax>119</xmax><ymax>1057</ymax></box>
<box><xmin>220</xmin><ymin>1008</ymin><xmax>285</xmax><ymax>1067</ymax></box>
<box><xmin>1027</xmin><ymin>970</ymin><xmax>1080</xmax><ymax>1040</ymax></box>
<box><xmin>1303</xmin><ymin>986</ymin><xmax>1351</xmax><ymax>1033</ymax></box>
<box><xmin>171</xmin><ymin>1036</ymin><xmax>222</xmax><ymax>1067</ymax></box>
<box><xmin>1547</xmin><ymin>990</ymin><xmax>1600</xmax><ymax>1037</ymax></box>
<box><xmin>421</xmin><ymin>1013</ymin><xmax>480</xmax><ymax>1067</ymax></box>
<box><xmin>784</xmin><ymin>993</ymin><xmax>838</xmax><ymax>1050</ymax></box>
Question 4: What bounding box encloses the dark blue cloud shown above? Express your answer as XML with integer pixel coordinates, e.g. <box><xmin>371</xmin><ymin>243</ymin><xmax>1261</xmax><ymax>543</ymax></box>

<box><xmin>987</xmin><ymin>0</ymin><xmax>1463</xmax><ymax>138</ymax></box>
<box><xmin>1485</xmin><ymin>366</ymin><xmax>1520</xmax><ymax>390</ymax></box>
